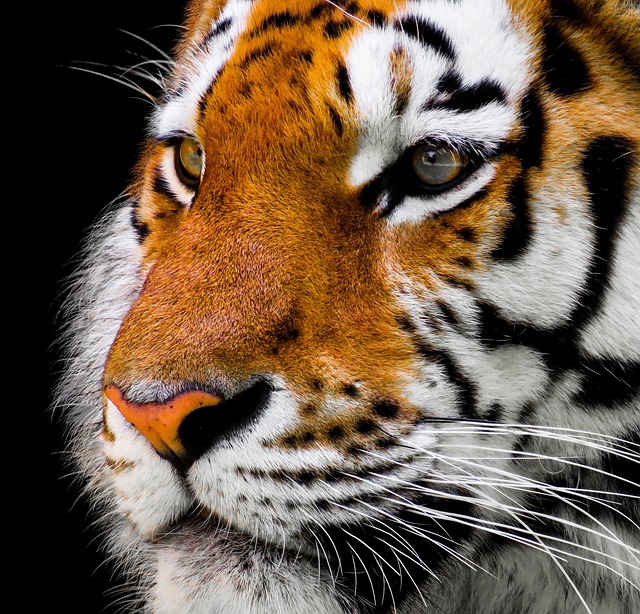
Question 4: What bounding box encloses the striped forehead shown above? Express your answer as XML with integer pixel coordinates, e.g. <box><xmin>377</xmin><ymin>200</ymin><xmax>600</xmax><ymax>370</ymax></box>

<box><xmin>155</xmin><ymin>0</ymin><xmax>532</xmax><ymax>175</ymax></box>
<box><xmin>346</xmin><ymin>0</ymin><xmax>533</xmax><ymax>186</ymax></box>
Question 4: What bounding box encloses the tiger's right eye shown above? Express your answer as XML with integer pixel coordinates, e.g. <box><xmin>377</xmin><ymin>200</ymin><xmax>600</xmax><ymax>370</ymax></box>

<box><xmin>175</xmin><ymin>137</ymin><xmax>203</xmax><ymax>188</ymax></box>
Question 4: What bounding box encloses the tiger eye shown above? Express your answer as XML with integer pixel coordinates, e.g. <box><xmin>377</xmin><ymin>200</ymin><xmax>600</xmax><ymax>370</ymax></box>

<box><xmin>176</xmin><ymin>137</ymin><xmax>203</xmax><ymax>187</ymax></box>
<box><xmin>412</xmin><ymin>144</ymin><xmax>469</xmax><ymax>187</ymax></box>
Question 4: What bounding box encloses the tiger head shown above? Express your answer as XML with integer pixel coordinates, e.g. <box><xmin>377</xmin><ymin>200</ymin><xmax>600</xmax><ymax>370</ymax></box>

<box><xmin>58</xmin><ymin>1</ymin><xmax>640</xmax><ymax>612</ymax></box>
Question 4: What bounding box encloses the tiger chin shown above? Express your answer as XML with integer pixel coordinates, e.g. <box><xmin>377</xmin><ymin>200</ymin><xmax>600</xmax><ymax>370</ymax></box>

<box><xmin>55</xmin><ymin>1</ymin><xmax>640</xmax><ymax>613</ymax></box>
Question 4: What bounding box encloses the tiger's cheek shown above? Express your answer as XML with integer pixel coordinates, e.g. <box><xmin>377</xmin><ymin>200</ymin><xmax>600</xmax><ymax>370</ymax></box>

<box><xmin>385</xmin><ymin>153</ymin><xmax>523</xmax><ymax>286</ymax></box>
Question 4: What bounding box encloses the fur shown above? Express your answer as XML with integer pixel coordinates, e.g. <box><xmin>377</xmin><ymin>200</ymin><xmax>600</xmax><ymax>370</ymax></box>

<box><xmin>55</xmin><ymin>1</ymin><xmax>640</xmax><ymax>612</ymax></box>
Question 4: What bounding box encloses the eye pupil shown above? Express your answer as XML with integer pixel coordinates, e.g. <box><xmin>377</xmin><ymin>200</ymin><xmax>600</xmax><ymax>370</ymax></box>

<box><xmin>412</xmin><ymin>144</ymin><xmax>468</xmax><ymax>188</ymax></box>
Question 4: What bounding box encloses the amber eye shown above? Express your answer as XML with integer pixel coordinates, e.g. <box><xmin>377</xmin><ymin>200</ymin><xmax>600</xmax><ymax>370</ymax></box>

<box><xmin>175</xmin><ymin>137</ymin><xmax>203</xmax><ymax>187</ymax></box>
<box><xmin>412</xmin><ymin>144</ymin><xmax>469</xmax><ymax>188</ymax></box>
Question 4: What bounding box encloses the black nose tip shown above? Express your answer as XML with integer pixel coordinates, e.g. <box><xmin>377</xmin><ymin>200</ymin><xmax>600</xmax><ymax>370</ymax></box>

<box><xmin>177</xmin><ymin>381</ymin><xmax>271</xmax><ymax>467</ymax></box>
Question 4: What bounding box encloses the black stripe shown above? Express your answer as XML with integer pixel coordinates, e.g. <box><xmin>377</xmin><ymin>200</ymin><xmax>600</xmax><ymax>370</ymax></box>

<box><xmin>436</xmin><ymin>301</ymin><xmax>461</xmax><ymax>328</ymax></box>
<box><xmin>576</xmin><ymin>136</ymin><xmax>635</xmax><ymax>329</ymax></box>
<box><xmin>308</xmin><ymin>2</ymin><xmax>332</xmax><ymax>19</ymax></box>
<box><xmin>204</xmin><ymin>16</ymin><xmax>233</xmax><ymax>44</ymax></box>
<box><xmin>515</xmin><ymin>88</ymin><xmax>546</xmax><ymax>169</ymax></box>
<box><xmin>491</xmin><ymin>88</ymin><xmax>545</xmax><ymax>261</ymax></box>
<box><xmin>239</xmin><ymin>42</ymin><xmax>276</xmax><ymax>69</ymax></box>
<box><xmin>430</xmin><ymin>79</ymin><xmax>507</xmax><ymax>113</ymax></box>
<box><xmin>335</xmin><ymin>62</ymin><xmax>353</xmax><ymax>105</ymax></box>
<box><xmin>327</xmin><ymin>104</ymin><xmax>343</xmax><ymax>138</ymax></box>
<box><xmin>366</xmin><ymin>10</ymin><xmax>386</xmax><ymax>27</ymax></box>
<box><xmin>477</xmin><ymin>302</ymin><xmax>578</xmax><ymax>371</ymax></box>
<box><xmin>436</xmin><ymin>69</ymin><xmax>462</xmax><ymax>94</ymax></box>
<box><xmin>416</xmin><ymin>344</ymin><xmax>479</xmax><ymax>419</ymax></box>
<box><xmin>395</xmin><ymin>17</ymin><xmax>456</xmax><ymax>60</ymax></box>
<box><xmin>130</xmin><ymin>202</ymin><xmax>149</xmax><ymax>241</ymax></box>
<box><xmin>550</xmin><ymin>0</ymin><xmax>586</xmax><ymax>21</ymax></box>
<box><xmin>491</xmin><ymin>176</ymin><xmax>532</xmax><ymax>261</ymax></box>
<box><xmin>324</xmin><ymin>19</ymin><xmax>352</xmax><ymax>39</ymax></box>
<box><xmin>541</xmin><ymin>23</ymin><xmax>592</xmax><ymax>97</ymax></box>
<box><xmin>575</xmin><ymin>358</ymin><xmax>640</xmax><ymax>407</ymax></box>
<box><xmin>250</xmin><ymin>11</ymin><xmax>301</xmax><ymax>37</ymax></box>
<box><xmin>153</xmin><ymin>174</ymin><xmax>179</xmax><ymax>201</ymax></box>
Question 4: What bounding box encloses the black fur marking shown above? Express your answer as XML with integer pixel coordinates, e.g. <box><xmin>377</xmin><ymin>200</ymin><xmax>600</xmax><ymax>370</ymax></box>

<box><xmin>436</xmin><ymin>69</ymin><xmax>463</xmax><ymax>94</ymax></box>
<box><xmin>342</xmin><ymin>383</ymin><xmax>360</xmax><ymax>397</ymax></box>
<box><xmin>366</xmin><ymin>10</ymin><xmax>386</xmax><ymax>27</ymax></box>
<box><xmin>436</xmin><ymin>301</ymin><xmax>460</xmax><ymax>328</ymax></box>
<box><xmin>397</xmin><ymin>313</ymin><xmax>417</xmax><ymax>334</ymax></box>
<box><xmin>372</xmin><ymin>398</ymin><xmax>400</xmax><ymax>419</ymax></box>
<box><xmin>251</xmin><ymin>11</ymin><xmax>301</xmax><ymax>37</ymax></box>
<box><xmin>327</xmin><ymin>425</ymin><xmax>345</xmax><ymax>441</ymax></box>
<box><xmin>152</xmin><ymin>174</ymin><xmax>180</xmax><ymax>202</ymax></box>
<box><xmin>457</xmin><ymin>227</ymin><xmax>477</xmax><ymax>243</ymax></box>
<box><xmin>204</xmin><ymin>17</ymin><xmax>233</xmax><ymax>43</ymax></box>
<box><xmin>301</xmin><ymin>403</ymin><xmax>318</xmax><ymax>415</ymax></box>
<box><xmin>600</xmin><ymin>429</ymin><xmax>640</xmax><ymax>498</ymax></box>
<box><xmin>395</xmin><ymin>17</ymin><xmax>456</xmax><ymax>60</ymax></box>
<box><xmin>491</xmin><ymin>88</ymin><xmax>545</xmax><ymax>261</ymax></box>
<box><xmin>477</xmin><ymin>302</ymin><xmax>579</xmax><ymax>370</ymax></box>
<box><xmin>550</xmin><ymin>0</ymin><xmax>585</xmax><ymax>21</ymax></box>
<box><xmin>336</xmin><ymin>62</ymin><xmax>353</xmax><ymax>105</ymax></box>
<box><xmin>355</xmin><ymin>418</ymin><xmax>377</xmax><ymax>434</ymax></box>
<box><xmin>415</xmin><ymin>343</ymin><xmax>479</xmax><ymax>418</ymax></box>
<box><xmin>298</xmin><ymin>50</ymin><xmax>314</xmax><ymax>64</ymax></box>
<box><xmin>576</xmin><ymin>136</ymin><xmax>635</xmax><ymax>329</ymax></box>
<box><xmin>429</xmin><ymin>79</ymin><xmax>507</xmax><ymax>113</ymax></box>
<box><xmin>324</xmin><ymin>19</ymin><xmax>352</xmax><ymax>39</ymax></box>
<box><xmin>515</xmin><ymin>88</ymin><xmax>546</xmax><ymax>170</ymax></box>
<box><xmin>436</xmin><ymin>351</ymin><xmax>479</xmax><ymax>419</ymax></box>
<box><xmin>491</xmin><ymin>176</ymin><xmax>533</xmax><ymax>261</ymax></box>
<box><xmin>239</xmin><ymin>43</ymin><xmax>276</xmax><ymax>69</ymax></box>
<box><xmin>308</xmin><ymin>2</ymin><xmax>333</xmax><ymax>19</ymax></box>
<box><xmin>575</xmin><ymin>358</ymin><xmax>640</xmax><ymax>407</ymax></box>
<box><xmin>542</xmin><ymin>24</ymin><xmax>592</xmax><ymax>96</ymax></box>
<box><xmin>130</xmin><ymin>203</ymin><xmax>150</xmax><ymax>241</ymax></box>
<box><xmin>485</xmin><ymin>403</ymin><xmax>503</xmax><ymax>422</ymax></box>
<box><xmin>327</xmin><ymin>105</ymin><xmax>344</xmax><ymax>138</ymax></box>
<box><xmin>454</xmin><ymin>256</ymin><xmax>473</xmax><ymax>268</ymax></box>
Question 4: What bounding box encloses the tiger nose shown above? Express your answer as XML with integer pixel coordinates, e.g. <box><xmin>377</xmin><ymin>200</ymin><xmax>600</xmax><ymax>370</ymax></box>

<box><xmin>104</xmin><ymin>386</ymin><xmax>222</xmax><ymax>469</ymax></box>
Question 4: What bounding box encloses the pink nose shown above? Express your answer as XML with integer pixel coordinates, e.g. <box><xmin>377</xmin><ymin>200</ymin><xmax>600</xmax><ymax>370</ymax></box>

<box><xmin>104</xmin><ymin>385</ymin><xmax>221</xmax><ymax>466</ymax></box>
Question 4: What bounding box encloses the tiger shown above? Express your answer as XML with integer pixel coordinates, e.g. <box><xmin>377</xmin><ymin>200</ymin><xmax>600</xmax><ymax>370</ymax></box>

<box><xmin>55</xmin><ymin>0</ymin><xmax>640</xmax><ymax>612</ymax></box>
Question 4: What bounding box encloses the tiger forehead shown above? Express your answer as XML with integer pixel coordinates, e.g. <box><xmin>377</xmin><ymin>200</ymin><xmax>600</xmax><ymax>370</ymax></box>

<box><xmin>162</xmin><ymin>1</ymin><xmax>398</xmax><ymax>133</ymax></box>
<box><xmin>159</xmin><ymin>0</ymin><xmax>534</xmax><ymax>164</ymax></box>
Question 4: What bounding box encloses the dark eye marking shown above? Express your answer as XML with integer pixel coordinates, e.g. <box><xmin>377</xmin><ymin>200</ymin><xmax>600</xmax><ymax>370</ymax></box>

<box><xmin>359</xmin><ymin>141</ymin><xmax>486</xmax><ymax>216</ymax></box>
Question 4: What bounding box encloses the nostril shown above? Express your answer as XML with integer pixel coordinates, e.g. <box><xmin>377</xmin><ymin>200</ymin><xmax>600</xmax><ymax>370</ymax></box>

<box><xmin>178</xmin><ymin>381</ymin><xmax>271</xmax><ymax>462</ymax></box>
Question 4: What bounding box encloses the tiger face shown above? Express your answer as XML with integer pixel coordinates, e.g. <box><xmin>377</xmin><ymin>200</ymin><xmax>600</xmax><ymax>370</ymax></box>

<box><xmin>58</xmin><ymin>1</ymin><xmax>640</xmax><ymax>613</ymax></box>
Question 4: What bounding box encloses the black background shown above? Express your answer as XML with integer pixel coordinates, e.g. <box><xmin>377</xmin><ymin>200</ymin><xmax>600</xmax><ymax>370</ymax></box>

<box><xmin>39</xmin><ymin>2</ymin><xmax>184</xmax><ymax>612</ymax></box>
